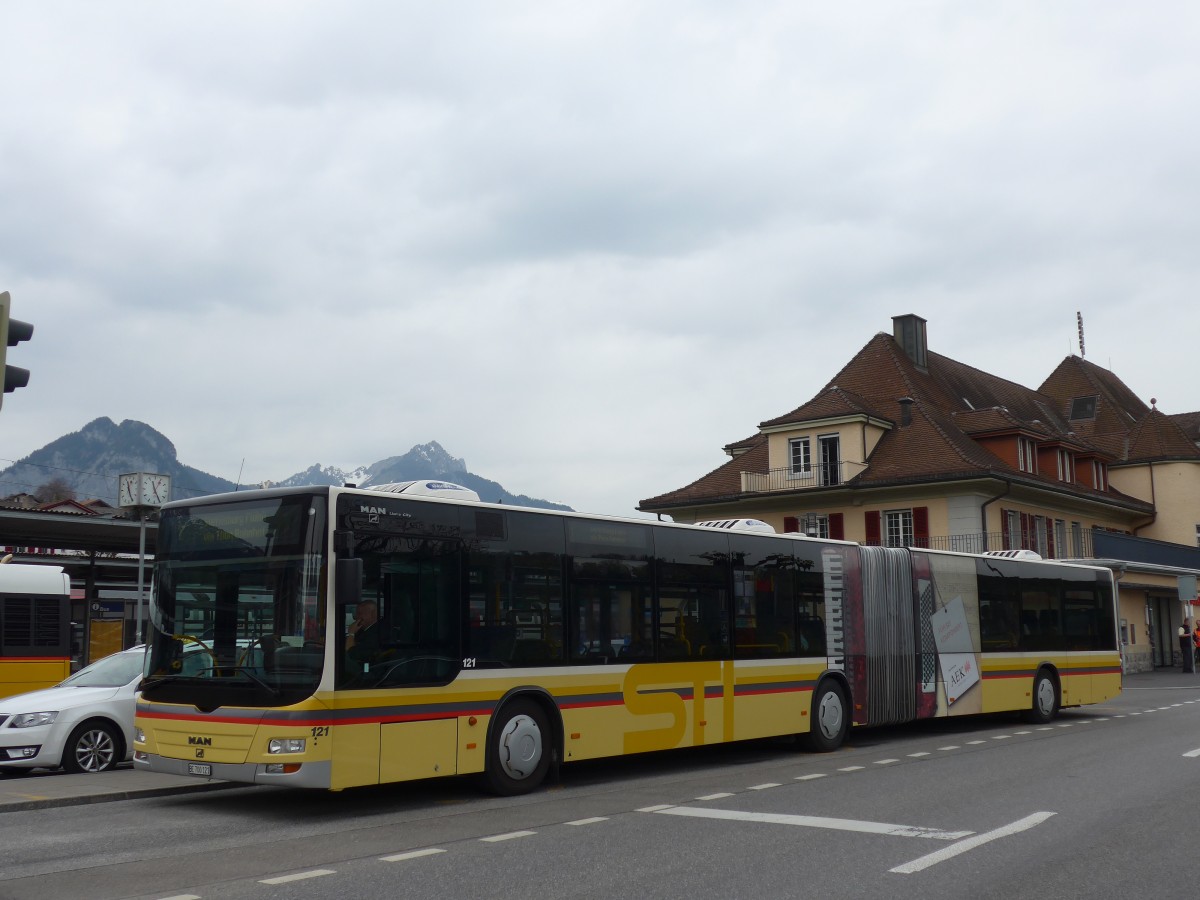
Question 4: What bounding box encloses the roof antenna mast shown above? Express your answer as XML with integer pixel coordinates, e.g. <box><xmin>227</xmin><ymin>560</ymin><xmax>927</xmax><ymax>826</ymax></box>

<box><xmin>1076</xmin><ymin>311</ymin><xmax>1086</xmax><ymax>359</ymax></box>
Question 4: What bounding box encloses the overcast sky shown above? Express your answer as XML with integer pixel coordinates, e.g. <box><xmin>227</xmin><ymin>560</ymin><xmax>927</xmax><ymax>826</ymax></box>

<box><xmin>2</xmin><ymin>2</ymin><xmax>1198</xmax><ymax>517</ymax></box>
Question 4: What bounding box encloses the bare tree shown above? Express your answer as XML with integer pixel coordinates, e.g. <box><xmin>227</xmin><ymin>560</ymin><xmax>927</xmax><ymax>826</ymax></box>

<box><xmin>34</xmin><ymin>477</ymin><xmax>76</xmax><ymax>504</ymax></box>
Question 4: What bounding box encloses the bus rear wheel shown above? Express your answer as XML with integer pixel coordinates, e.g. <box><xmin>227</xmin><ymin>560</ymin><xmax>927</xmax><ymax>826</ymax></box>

<box><xmin>802</xmin><ymin>681</ymin><xmax>848</xmax><ymax>752</ymax></box>
<box><xmin>484</xmin><ymin>699</ymin><xmax>551</xmax><ymax>796</ymax></box>
<box><xmin>1025</xmin><ymin>670</ymin><xmax>1059</xmax><ymax>724</ymax></box>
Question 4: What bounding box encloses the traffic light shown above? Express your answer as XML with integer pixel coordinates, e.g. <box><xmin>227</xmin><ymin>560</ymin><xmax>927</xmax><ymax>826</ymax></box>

<box><xmin>0</xmin><ymin>291</ymin><xmax>34</xmax><ymax>410</ymax></box>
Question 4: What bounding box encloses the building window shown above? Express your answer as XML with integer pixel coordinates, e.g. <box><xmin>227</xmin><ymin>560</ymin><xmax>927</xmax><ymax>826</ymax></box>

<box><xmin>1072</xmin><ymin>521</ymin><xmax>1084</xmax><ymax>556</ymax></box>
<box><xmin>1032</xmin><ymin>516</ymin><xmax>1048</xmax><ymax>556</ymax></box>
<box><xmin>1056</xmin><ymin>449</ymin><xmax>1074</xmax><ymax>483</ymax></box>
<box><xmin>818</xmin><ymin>434</ymin><xmax>841</xmax><ymax>486</ymax></box>
<box><xmin>1018</xmin><ymin>437</ymin><xmax>1038</xmax><ymax>474</ymax></box>
<box><xmin>884</xmin><ymin>510</ymin><xmax>914</xmax><ymax>548</ymax></box>
<box><xmin>788</xmin><ymin>437</ymin><xmax>811</xmax><ymax>479</ymax></box>
<box><xmin>1068</xmin><ymin>396</ymin><xmax>1098</xmax><ymax>420</ymax></box>
<box><xmin>1092</xmin><ymin>460</ymin><xmax>1106</xmax><ymax>491</ymax></box>
<box><xmin>1196</xmin><ymin>524</ymin><xmax>1200</xmax><ymax>548</ymax></box>
<box><xmin>1004</xmin><ymin>510</ymin><xmax>1020</xmax><ymax>550</ymax></box>
<box><xmin>1054</xmin><ymin>520</ymin><xmax>1066</xmax><ymax>559</ymax></box>
<box><xmin>806</xmin><ymin>514</ymin><xmax>830</xmax><ymax>538</ymax></box>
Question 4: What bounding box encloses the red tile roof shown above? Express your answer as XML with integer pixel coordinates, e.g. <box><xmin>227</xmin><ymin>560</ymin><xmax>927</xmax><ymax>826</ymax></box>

<box><xmin>641</xmin><ymin>325</ymin><xmax>1167</xmax><ymax>512</ymax></box>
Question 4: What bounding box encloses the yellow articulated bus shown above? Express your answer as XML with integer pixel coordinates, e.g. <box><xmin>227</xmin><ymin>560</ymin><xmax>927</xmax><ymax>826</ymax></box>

<box><xmin>0</xmin><ymin>560</ymin><xmax>72</xmax><ymax>700</ymax></box>
<box><xmin>134</xmin><ymin>483</ymin><xmax>1121</xmax><ymax>794</ymax></box>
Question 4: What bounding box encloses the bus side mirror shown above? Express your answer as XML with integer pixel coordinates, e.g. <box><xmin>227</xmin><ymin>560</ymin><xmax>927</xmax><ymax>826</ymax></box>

<box><xmin>336</xmin><ymin>558</ymin><xmax>363</xmax><ymax>608</ymax></box>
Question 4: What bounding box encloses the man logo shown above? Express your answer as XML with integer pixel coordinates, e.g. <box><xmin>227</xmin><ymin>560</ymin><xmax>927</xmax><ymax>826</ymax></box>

<box><xmin>188</xmin><ymin>736</ymin><xmax>213</xmax><ymax>747</ymax></box>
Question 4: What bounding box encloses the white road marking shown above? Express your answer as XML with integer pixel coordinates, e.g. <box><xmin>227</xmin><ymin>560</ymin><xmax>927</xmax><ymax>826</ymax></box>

<box><xmin>991</xmin><ymin>735</ymin><xmax>1011</xmax><ymax>740</ymax></box>
<box><xmin>838</xmin><ymin>765</ymin><xmax>865</xmax><ymax>772</ymax></box>
<box><xmin>481</xmin><ymin>830</ymin><xmax>536</xmax><ymax>843</ymax></box>
<box><xmin>565</xmin><ymin>817</ymin><xmax>609</xmax><ymax>826</ymax></box>
<box><xmin>697</xmin><ymin>792</ymin><xmax>733</xmax><ymax>800</ymax></box>
<box><xmin>890</xmin><ymin>811</ymin><xmax>1056</xmax><ymax>874</ymax></box>
<box><xmin>157</xmin><ymin>895</ymin><xmax>202</xmax><ymax>900</ymax></box>
<box><xmin>796</xmin><ymin>773</ymin><xmax>827</xmax><ymax>781</ymax></box>
<box><xmin>749</xmin><ymin>782</ymin><xmax>781</xmax><ymax>790</ymax></box>
<box><xmin>1013</xmin><ymin>731</ymin><xmax>1031</xmax><ymax>735</ymax></box>
<box><xmin>1183</xmin><ymin>748</ymin><xmax>1200</xmax><ymax>758</ymax></box>
<box><xmin>967</xmin><ymin>740</ymin><xmax>987</xmax><ymax>745</ymax></box>
<box><xmin>380</xmin><ymin>848</ymin><xmax>446</xmax><ymax>862</ymax></box>
<box><xmin>875</xmin><ymin>759</ymin><xmax>899</xmax><ymax>765</ymax></box>
<box><xmin>908</xmin><ymin>752</ymin><xmax>930</xmax><ymax>758</ymax></box>
<box><xmin>259</xmin><ymin>870</ymin><xmax>336</xmax><ymax>885</ymax></box>
<box><xmin>938</xmin><ymin>745</ymin><xmax>960</xmax><ymax>751</ymax></box>
<box><xmin>649</xmin><ymin>805</ymin><xmax>973</xmax><ymax>840</ymax></box>
<box><xmin>637</xmin><ymin>804</ymin><xmax>674</xmax><ymax>812</ymax></box>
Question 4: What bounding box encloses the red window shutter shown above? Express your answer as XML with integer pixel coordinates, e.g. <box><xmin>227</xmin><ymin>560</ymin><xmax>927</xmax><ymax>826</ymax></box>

<box><xmin>829</xmin><ymin>513</ymin><xmax>844</xmax><ymax>541</ymax></box>
<box><xmin>912</xmin><ymin>506</ymin><xmax>929</xmax><ymax>548</ymax></box>
<box><xmin>783</xmin><ymin>516</ymin><xmax>799</xmax><ymax>534</ymax></box>
<box><xmin>865</xmin><ymin>511</ymin><xmax>881</xmax><ymax>546</ymax></box>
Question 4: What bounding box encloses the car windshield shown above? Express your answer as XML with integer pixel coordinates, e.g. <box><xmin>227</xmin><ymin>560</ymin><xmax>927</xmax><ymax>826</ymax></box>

<box><xmin>61</xmin><ymin>651</ymin><xmax>145</xmax><ymax>688</ymax></box>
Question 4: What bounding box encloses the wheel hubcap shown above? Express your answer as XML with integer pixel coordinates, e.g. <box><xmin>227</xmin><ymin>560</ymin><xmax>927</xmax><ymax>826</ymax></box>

<box><xmin>498</xmin><ymin>714</ymin><xmax>542</xmax><ymax>781</ymax></box>
<box><xmin>76</xmin><ymin>730</ymin><xmax>116</xmax><ymax>773</ymax></box>
<box><xmin>1035</xmin><ymin>679</ymin><xmax>1055</xmax><ymax>716</ymax></box>
<box><xmin>817</xmin><ymin>691</ymin><xmax>844</xmax><ymax>739</ymax></box>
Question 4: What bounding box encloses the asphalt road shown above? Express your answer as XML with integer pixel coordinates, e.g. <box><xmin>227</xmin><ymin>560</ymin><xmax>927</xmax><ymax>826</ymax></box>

<box><xmin>2</xmin><ymin>676</ymin><xmax>1199</xmax><ymax>900</ymax></box>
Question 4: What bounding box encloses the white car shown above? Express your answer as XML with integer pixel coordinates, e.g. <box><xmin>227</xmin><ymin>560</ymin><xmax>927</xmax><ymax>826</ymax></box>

<box><xmin>0</xmin><ymin>647</ymin><xmax>145</xmax><ymax>775</ymax></box>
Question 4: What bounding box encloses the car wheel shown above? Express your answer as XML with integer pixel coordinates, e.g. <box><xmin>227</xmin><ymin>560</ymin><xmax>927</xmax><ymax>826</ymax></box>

<box><xmin>61</xmin><ymin>720</ymin><xmax>122</xmax><ymax>773</ymax></box>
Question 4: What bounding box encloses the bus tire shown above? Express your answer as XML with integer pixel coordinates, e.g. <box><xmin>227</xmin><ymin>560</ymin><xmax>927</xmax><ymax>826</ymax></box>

<box><xmin>802</xmin><ymin>681</ymin><xmax>848</xmax><ymax>752</ymax></box>
<box><xmin>484</xmin><ymin>698</ymin><xmax>551</xmax><ymax>796</ymax></box>
<box><xmin>61</xmin><ymin>719</ymin><xmax>122</xmax><ymax>773</ymax></box>
<box><xmin>1025</xmin><ymin>670</ymin><xmax>1059</xmax><ymax>724</ymax></box>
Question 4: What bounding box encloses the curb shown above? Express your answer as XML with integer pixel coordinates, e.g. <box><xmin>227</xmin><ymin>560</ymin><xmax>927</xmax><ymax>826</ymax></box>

<box><xmin>0</xmin><ymin>779</ymin><xmax>241</xmax><ymax>814</ymax></box>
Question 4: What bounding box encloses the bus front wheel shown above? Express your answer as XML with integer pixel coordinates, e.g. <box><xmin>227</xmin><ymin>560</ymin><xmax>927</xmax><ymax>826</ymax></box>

<box><xmin>484</xmin><ymin>699</ymin><xmax>551</xmax><ymax>796</ymax></box>
<box><xmin>1025</xmin><ymin>671</ymin><xmax>1059</xmax><ymax>724</ymax></box>
<box><xmin>802</xmin><ymin>681</ymin><xmax>848</xmax><ymax>752</ymax></box>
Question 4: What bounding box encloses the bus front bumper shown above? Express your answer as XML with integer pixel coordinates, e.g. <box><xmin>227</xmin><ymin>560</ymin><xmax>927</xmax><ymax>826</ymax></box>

<box><xmin>133</xmin><ymin>751</ymin><xmax>332</xmax><ymax>789</ymax></box>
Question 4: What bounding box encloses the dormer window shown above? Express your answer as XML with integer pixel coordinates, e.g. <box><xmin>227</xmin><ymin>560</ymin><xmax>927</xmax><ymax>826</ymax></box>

<box><xmin>1017</xmin><ymin>437</ymin><xmax>1038</xmax><ymax>474</ymax></box>
<box><xmin>1056</xmin><ymin>449</ymin><xmax>1074</xmax><ymax>483</ymax></box>
<box><xmin>1068</xmin><ymin>396</ymin><xmax>1098</xmax><ymax>421</ymax></box>
<box><xmin>1092</xmin><ymin>460</ymin><xmax>1106</xmax><ymax>491</ymax></box>
<box><xmin>788</xmin><ymin>437</ymin><xmax>812</xmax><ymax>479</ymax></box>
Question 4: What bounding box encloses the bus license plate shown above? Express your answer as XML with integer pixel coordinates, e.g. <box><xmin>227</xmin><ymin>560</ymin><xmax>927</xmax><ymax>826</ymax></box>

<box><xmin>187</xmin><ymin>763</ymin><xmax>212</xmax><ymax>777</ymax></box>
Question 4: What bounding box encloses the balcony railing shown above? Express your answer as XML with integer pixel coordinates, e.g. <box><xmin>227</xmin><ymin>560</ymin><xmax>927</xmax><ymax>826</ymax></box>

<box><xmin>741</xmin><ymin>464</ymin><xmax>865</xmax><ymax>493</ymax></box>
<box><xmin>860</xmin><ymin>530</ymin><xmax>1096</xmax><ymax>559</ymax></box>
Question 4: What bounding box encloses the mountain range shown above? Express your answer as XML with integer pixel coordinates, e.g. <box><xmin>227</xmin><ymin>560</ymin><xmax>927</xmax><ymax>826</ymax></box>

<box><xmin>0</xmin><ymin>417</ymin><xmax>572</xmax><ymax>511</ymax></box>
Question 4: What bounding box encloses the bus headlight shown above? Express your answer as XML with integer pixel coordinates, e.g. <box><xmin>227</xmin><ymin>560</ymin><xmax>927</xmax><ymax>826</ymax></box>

<box><xmin>10</xmin><ymin>712</ymin><xmax>57</xmax><ymax>728</ymax></box>
<box><xmin>134</xmin><ymin>727</ymin><xmax>145</xmax><ymax>743</ymax></box>
<box><xmin>268</xmin><ymin>738</ymin><xmax>306</xmax><ymax>754</ymax></box>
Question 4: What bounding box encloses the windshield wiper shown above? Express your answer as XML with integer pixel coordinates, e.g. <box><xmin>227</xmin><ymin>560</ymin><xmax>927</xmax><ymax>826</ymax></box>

<box><xmin>140</xmin><ymin>668</ymin><xmax>282</xmax><ymax>698</ymax></box>
<box><xmin>219</xmin><ymin>666</ymin><xmax>282</xmax><ymax>697</ymax></box>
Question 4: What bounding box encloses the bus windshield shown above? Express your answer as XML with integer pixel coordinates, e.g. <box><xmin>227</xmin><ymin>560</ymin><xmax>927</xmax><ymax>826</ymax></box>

<box><xmin>142</xmin><ymin>492</ymin><xmax>327</xmax><ymax>708</ymax></box>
